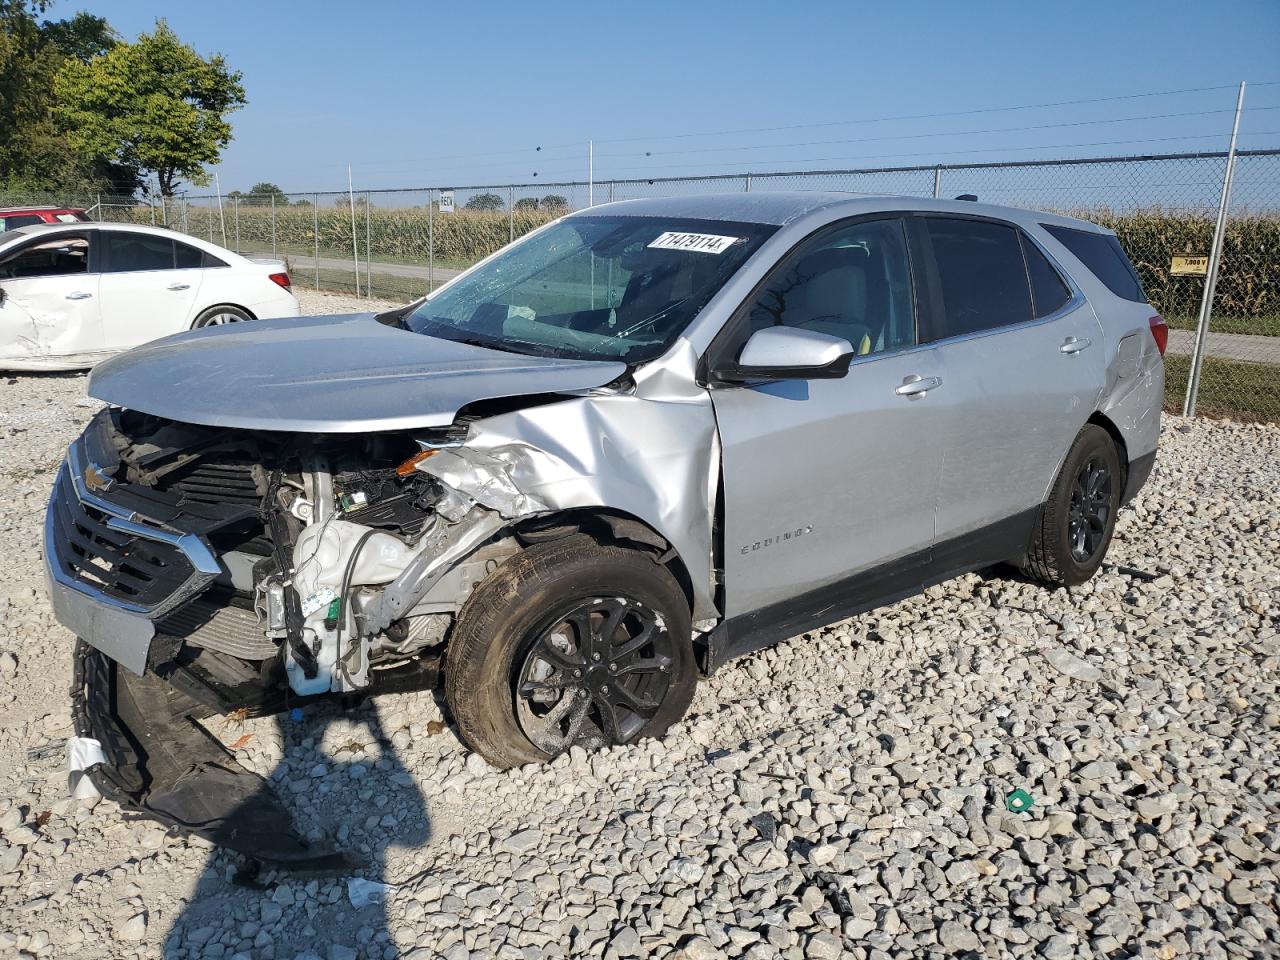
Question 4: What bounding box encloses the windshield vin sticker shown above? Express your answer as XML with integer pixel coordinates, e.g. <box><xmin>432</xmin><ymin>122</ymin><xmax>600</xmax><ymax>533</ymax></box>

<box><xmin>648</xmin><ymin>231</ymin><xmax>741</xmax><ymax>254</ymax></box>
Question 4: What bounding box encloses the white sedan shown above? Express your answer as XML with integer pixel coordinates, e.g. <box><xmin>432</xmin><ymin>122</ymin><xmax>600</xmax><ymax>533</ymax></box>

<box><xmin>0</xmin><ymin>222</ymin><xmax>300</xmax><ymax>371</ymax></box>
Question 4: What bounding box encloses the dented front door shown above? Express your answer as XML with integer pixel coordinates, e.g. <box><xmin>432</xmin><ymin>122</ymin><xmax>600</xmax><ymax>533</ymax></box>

<box><xmin>0</xmin><ymin>273</ymin><xmax>103</xmax><ymax>367</ymax></box>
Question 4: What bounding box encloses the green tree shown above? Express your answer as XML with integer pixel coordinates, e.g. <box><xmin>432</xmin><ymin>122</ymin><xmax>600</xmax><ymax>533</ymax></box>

<box><xmin>0</xmin><ymin>1</ymin><xmax>127</xmax><ymax>193</ymax></box>
<box><xmin>464</xmin><ymin>192</ymin><xmax>504</xmax><ymax>212</ymax></box>
<box><xmin>541</xmin><ymin>194</ymin><xmax>569</xmax><ymax>212</ymax></box>
<box><xmin>248</xmin><ymin>181</ymin><xmax>287</xmax><ymax>200</ymax></box>
<box><xmin>54</xmin><ymin>19</ymin><xmax>246</xmax><ymax>196</ymax></box>
<box><xmin>513</xmin><ymin>196</ymin><xmax>539</xmax><ymax>212</ymax></box>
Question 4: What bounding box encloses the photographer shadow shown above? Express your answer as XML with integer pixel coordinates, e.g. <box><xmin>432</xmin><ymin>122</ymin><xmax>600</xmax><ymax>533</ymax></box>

<box><xmin>163</xmin><ymin>700</ymin><xmax>431</xmax><ymax>959</ymax></box>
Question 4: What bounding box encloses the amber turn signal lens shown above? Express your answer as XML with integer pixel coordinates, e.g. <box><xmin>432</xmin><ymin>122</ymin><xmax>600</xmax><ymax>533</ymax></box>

<box><xmin>395</xmin><ymin>449</ymin><xmax>437</xmax><ymax>477</ymax></box>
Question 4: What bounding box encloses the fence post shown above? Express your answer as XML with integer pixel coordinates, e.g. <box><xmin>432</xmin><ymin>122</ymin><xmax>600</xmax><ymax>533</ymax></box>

<box><xmin>348</xmin><ymin>182</ymin><xmax>360</xmax><ymax>299</ymax></box>
<box><xmin>181</xmin><ymin>194</ymin><xmax>188</xmax><ymax>233</ymax></box>
<box><xmin>509</xmin><ymin>186</ymin><xmax>515</xmax><ymax>243</ymax></box>
<box><xmin>313</xmin><ymin>193</ymin><xmax>320</xmax><ymax>292</ymax></box>
<box><xmin>271</xmin><ymin>194</ymin><xmax>277</xmax><ymax>257</ymax></box>
<box><xmin>1184</xmin><ymin>81</ymin><xmax>1246</xmax><ymax>417</ymax></box>
<box><xmin>149</xmin><ymin>197</ymin><xmax>155</xmax><ymax>225</ymax></box>
<box><xmin>365</xmin><ymin>191</ymin><xmax>373</xmax><ymax>300</ymax></box>
<box><xmin>428</xmin><ymin>189</ymin><xmax>435</xmax><ymax>294</ymax></box>
<box><xmin>234</xmin><ymin>198</ymin><xmax>240</xmax><ymax>253</ymax></box>
<box><xmin>609</xmin><ymin>181</ymin><xmax>615</xmax><ymax>202</ymax></box>
<box><xmin>932</xmin><ymin>167</ymin><xmax>942</xmax><ymax>199</ymax></box>
<box><xmin>745</xmin><ymin>174</ymin><xmax>752</xmax><ymax>193</ymax></box>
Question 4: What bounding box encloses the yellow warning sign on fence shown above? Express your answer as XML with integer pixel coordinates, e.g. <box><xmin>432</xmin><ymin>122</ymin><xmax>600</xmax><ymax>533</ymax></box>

<box><xmin>1171</xmin><ymin>255</ymin><xmax>1209</xmax><ymax>276</ymax></box>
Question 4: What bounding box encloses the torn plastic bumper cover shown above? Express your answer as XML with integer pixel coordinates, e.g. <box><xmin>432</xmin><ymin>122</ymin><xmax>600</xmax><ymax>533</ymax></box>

<box><xmin>71</xmin><ymin>641</ymin><xmax>352</xmax><ymax>867</ymax></box>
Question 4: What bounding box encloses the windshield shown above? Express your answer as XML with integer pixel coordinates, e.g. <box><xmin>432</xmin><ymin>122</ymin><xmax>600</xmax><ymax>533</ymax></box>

<box><xmin>404</xmin><ymin>215</ymin><xmax>775</xmax><ymax>363</ymax></box>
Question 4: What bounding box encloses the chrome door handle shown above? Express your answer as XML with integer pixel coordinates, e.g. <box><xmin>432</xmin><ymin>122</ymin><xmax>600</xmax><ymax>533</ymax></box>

<box><xmin>1060</xmin><ymin>336</ymin><xmax>1092</xmax><ymax>354</ymax></box>
<box><xmin>167</xmin><ymin>283</ymin><xmax>191</xmax><ymax>291</ymax></box>
<box><xmin>895</xmin><ymin>374</ymin><xmax>942</xmax><ymax>397</ymax></box>
<box><xmin>65</xmin><ymin>291</ymin><xmax>93</xmax><ymax>300</ymax></box>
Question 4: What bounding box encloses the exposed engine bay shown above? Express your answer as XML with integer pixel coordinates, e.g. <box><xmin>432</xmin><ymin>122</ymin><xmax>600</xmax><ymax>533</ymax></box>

<box><xmin>71</xmin><ymin>407</ymin><xmax>522</xmax><ymax>701</ymax></box>
<box><xmin>57</xmin><ymin>408</ymin><xmax>539</xmax><ymax>863</ymax></box>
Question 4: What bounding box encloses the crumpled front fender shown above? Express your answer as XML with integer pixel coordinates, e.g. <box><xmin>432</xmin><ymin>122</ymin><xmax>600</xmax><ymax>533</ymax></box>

<box><xmin>416</xmin><ymin>341</ymin><xmax>722</xmax><ymax>620</ymax></box>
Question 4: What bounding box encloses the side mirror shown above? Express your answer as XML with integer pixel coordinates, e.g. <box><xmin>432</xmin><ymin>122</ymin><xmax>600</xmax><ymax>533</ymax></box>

<box><xmin>712</xmin><ymin>326</ymin><xmax>854</xmax><ymax>383</ymax></box>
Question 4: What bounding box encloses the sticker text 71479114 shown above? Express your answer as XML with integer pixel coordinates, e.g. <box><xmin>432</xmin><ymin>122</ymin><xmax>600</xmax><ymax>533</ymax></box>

<box><xmin>648</xmin><ymin>232</ymin><xmax>742</xmax><ymax>254</ymax></box>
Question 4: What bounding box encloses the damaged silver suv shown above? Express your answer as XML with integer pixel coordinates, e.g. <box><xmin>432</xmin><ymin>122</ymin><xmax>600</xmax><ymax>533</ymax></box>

<box><xmin>47</xmin><ymin>194</ymin><xmax>1165</xmax><ymax>861</ymax></box>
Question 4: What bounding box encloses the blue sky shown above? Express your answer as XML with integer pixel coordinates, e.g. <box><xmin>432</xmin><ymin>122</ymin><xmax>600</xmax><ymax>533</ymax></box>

<box><xmin>56</xmin><ymin>0</ymin><xmax>1280</xmax><ymax>195</ymax></box>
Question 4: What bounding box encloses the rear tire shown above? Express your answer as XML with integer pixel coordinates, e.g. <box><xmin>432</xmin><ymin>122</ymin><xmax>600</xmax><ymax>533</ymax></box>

<box><xmin>1022</xmin><ymin>424</ymin><xmax>1122</xmax><ymax>587</ymax></box>
<box><xmin>192</xmin><ymin>304</ymin><xmax>253</xmax><ymax>328</ymax></box>
<box><xmin>445</xmin><ymin>535</ymin><xmax>696</xmax><ymax>769</ymax></box>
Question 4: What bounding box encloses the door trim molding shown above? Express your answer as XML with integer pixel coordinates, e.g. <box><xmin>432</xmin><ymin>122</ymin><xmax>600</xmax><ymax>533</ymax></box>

<box><xmin>698</xmin><ymin>506</ymin><xmax>1038</xmax><ymax>674</ymax></box>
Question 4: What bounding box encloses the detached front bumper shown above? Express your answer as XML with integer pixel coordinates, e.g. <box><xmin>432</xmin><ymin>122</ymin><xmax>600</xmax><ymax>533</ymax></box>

<box><xmin>46</xmin><ymin>431</ymin><xmax>351</xmax><ymax>866</ymax></box>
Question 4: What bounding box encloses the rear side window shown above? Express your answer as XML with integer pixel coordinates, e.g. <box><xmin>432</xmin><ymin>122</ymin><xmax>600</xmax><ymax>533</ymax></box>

<box><xmin>1042</xmin><ymin>224</ymin><xmax>1146</xmax><ymax>302</ymax></box>
<box><xmin>103</xmin><ymin>231</ymin><xmax>175</xmax><ymax>272</ymax></box>
<box><xmin>922</xmin><ymin>217</ymin><xmax>1032</xmax><ymax>340</ymax></box>
<box><xmin>1020</xmin><ymin>234</ymin><xmax>1072</xmax><ymax>318</ymax></box>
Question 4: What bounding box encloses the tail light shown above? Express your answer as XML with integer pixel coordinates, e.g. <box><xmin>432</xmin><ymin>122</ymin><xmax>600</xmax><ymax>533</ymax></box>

<box><xmin>1148</xmin><ymin>315</ymin><xmax>1168</xmax><ymax>357</ymax></box>
<box><xmin>268</xmin><ymin>272</ymin><xmax>292</xmax><ymax>290</ymax></box>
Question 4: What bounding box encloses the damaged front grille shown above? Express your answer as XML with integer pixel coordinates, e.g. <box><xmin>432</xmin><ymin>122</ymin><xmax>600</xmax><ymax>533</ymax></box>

<box><xmin>49</xmin><ymin>466</ymin><xmax>199</xmax><ymax>611</ymax></box>
<box><xmin>46</xmin><ymin>417</ymin><xmax>263</xmax><ymax>619</ymax></box>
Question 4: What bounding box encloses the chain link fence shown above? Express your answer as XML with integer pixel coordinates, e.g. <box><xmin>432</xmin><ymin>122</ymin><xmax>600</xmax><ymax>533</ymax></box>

<box><xmin>6</xmin><ymin>149</ymin><xmax>1277</xmax><ymax>421</ymax></box>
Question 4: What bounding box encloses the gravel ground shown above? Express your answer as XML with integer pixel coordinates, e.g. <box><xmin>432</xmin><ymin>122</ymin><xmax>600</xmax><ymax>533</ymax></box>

<box><xmin>0</xmin><ymin>294</ymin><xmax>1277</xmax><ymax>958</ymax></box>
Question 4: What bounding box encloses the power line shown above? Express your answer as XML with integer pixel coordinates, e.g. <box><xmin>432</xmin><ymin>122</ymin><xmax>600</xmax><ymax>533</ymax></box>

<box><xmin>598</xmin><ymin>106</ymin><xmax>1280</xmax><ymax>160</ymax></box>
<box><xmin>262</xmin><ymin>81</ymin><xmax>1280</xmax><ymax>179</ymax></box>
<box><xmin>590</xmin><ymin>81</ymin><xmax>1280</xmax><ymax>145</ymax></box>
<box><xmin>593</xmin><ymin>131</ymin><xmax>1280</xmax><ymax>177</ymax></box>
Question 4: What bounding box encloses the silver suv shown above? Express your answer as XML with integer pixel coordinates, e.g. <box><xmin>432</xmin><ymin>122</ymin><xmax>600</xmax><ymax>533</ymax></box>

<box><xmin>48</xmin><ymin>193</ymin><xmax>1165</xmax><ymax>861</ymax></box>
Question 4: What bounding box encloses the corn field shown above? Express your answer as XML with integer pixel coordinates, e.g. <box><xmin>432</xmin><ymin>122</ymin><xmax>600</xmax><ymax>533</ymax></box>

<box><xmin>11</xmin><ymin>147</ymin><xmax>1280</xmax><ymax>421</ymax></box>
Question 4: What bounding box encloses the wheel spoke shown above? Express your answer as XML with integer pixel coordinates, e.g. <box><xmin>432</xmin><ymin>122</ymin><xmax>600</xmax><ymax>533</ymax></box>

<box><xmin>540</xmin><ymin>688</ymin><xmax>581</xmax><ymax>727</ymax></box>
<box><xmin>535</xmin><ymin>632</ymin><xmax>585</xmax><ymax>672</ymax></box>
<box><xmin>608</xmin><ymin>681</ymin><xmax>660</xmax><ymax>719</ymax></box>
<box><xmin>615</xmin><ymin>654</ymin><xmax>670</xmax><ymax>677</ymax></box>
<box><xmin>519</xmin><ymin>673</ymin><xmax>575</xmax><ymax>697</ymax></box>
<box><xmin>562</xmin><ymin>694</ymin><xmax>592</xmax><ymax>745</ymax></box>
<box><xmin>592</xmin><ymin>598</ymin><xmax>629</xmax><ymax>645</ymax></box>
<box><xmin>610</xmin><ymin>621</ymin><xmax>658</xmax><ymax>663</ymax></box>
<box><xmin>593</xmin><ymin>690</ymin><xmax>626</xmax><ymax>743</ymax></box>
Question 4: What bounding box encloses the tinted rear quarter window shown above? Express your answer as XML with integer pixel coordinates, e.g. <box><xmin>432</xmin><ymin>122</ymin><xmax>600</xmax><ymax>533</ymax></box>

<box><xmin>1020</xmin><ymin>234</ymin><xmax>1072</xmax><ymax>318</ymax></box>
<box><xmin>924</xmin><ymin>217</ymin><xmax>1032</xmax><ymax>340</ymax></box>
<box><xmin>104</xmin><ymin>232</ymin><xmax>175</xmax><ymax>272</ymax></box>
<box><xmin>1042</xmin><ymin>224</ymin><xmax>1146</xmax><ymax>302</ymax></box>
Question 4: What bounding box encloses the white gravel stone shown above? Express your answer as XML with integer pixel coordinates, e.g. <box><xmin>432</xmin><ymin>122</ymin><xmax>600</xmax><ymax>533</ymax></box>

<box><xmin>0</xmin><ymin>347</ymin><xmax>1276</xmax><ymax>959</ymax></box>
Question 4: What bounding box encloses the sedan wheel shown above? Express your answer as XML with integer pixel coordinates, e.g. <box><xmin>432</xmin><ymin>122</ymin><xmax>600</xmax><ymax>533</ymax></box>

<box><xmin>192</xmin><ymin>305</ymin><xmax>253</xmax><ymax>328</ymax></box>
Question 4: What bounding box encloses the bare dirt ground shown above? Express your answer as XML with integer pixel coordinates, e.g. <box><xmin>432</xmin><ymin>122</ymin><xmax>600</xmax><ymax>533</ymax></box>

<box><xmin>0</xmin><ymin>291</ymin><xmax>1276</xmax><ymax>959</ymax></box>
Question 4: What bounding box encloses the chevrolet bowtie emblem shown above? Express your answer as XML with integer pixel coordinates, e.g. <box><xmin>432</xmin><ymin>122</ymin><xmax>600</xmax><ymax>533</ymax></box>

<box><xmin>83</xmin><ymin>461</ymin><xmax>117</xmax><ymax>494</ymax></box>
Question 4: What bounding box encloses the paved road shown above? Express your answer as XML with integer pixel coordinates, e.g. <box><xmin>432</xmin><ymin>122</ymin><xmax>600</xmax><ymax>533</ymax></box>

<box><xmin>246</xmin><ymin>250</ymin><xmax>465</xmax><ymax>287</ymax></box>
<box><xmin>1167</xmin><ymin>328</ymin><xmax>1280</xmax><ymax>364</ymax></box>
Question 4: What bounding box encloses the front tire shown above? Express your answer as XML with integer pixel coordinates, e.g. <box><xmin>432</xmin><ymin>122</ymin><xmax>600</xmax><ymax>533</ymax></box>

<box><xmin>445</xmin><ymin>535</ymin><xmax>696</xmax><ymax>769</ymax></box>
<box><xmin>1022</xmin><ymin>424</ymin><xmax>1122</xmax><ymax>587</ymax></box>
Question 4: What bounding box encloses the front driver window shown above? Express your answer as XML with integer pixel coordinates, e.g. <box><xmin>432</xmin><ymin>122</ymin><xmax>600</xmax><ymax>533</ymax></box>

<box><xmin>743</xmin><ymin>218</ymin><xmax>916</xmax><ymax>357</ymax></box>
<box><xmin>0</xmin><ymin>237</ymin><xmax>90</xmax><ymax>279</ymax></box>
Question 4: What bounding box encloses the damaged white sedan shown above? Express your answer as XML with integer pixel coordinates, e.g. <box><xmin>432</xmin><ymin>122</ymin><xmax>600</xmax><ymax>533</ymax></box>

<box><xmin>47</xmin><ymin>193</ymin><xmax>1164</xmax><ymax>863</ymax></box>
<box><xmin>0</xmin><ymin>222</ymin><xmax>299</xmax><ymax>370</ymax></box>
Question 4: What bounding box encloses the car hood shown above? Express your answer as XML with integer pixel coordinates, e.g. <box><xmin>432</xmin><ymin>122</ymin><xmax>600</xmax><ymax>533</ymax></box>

<box><xmin>87</xmin><ymin>313</ymin><xmax>628</xmax><ymax>433</ymax></box>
